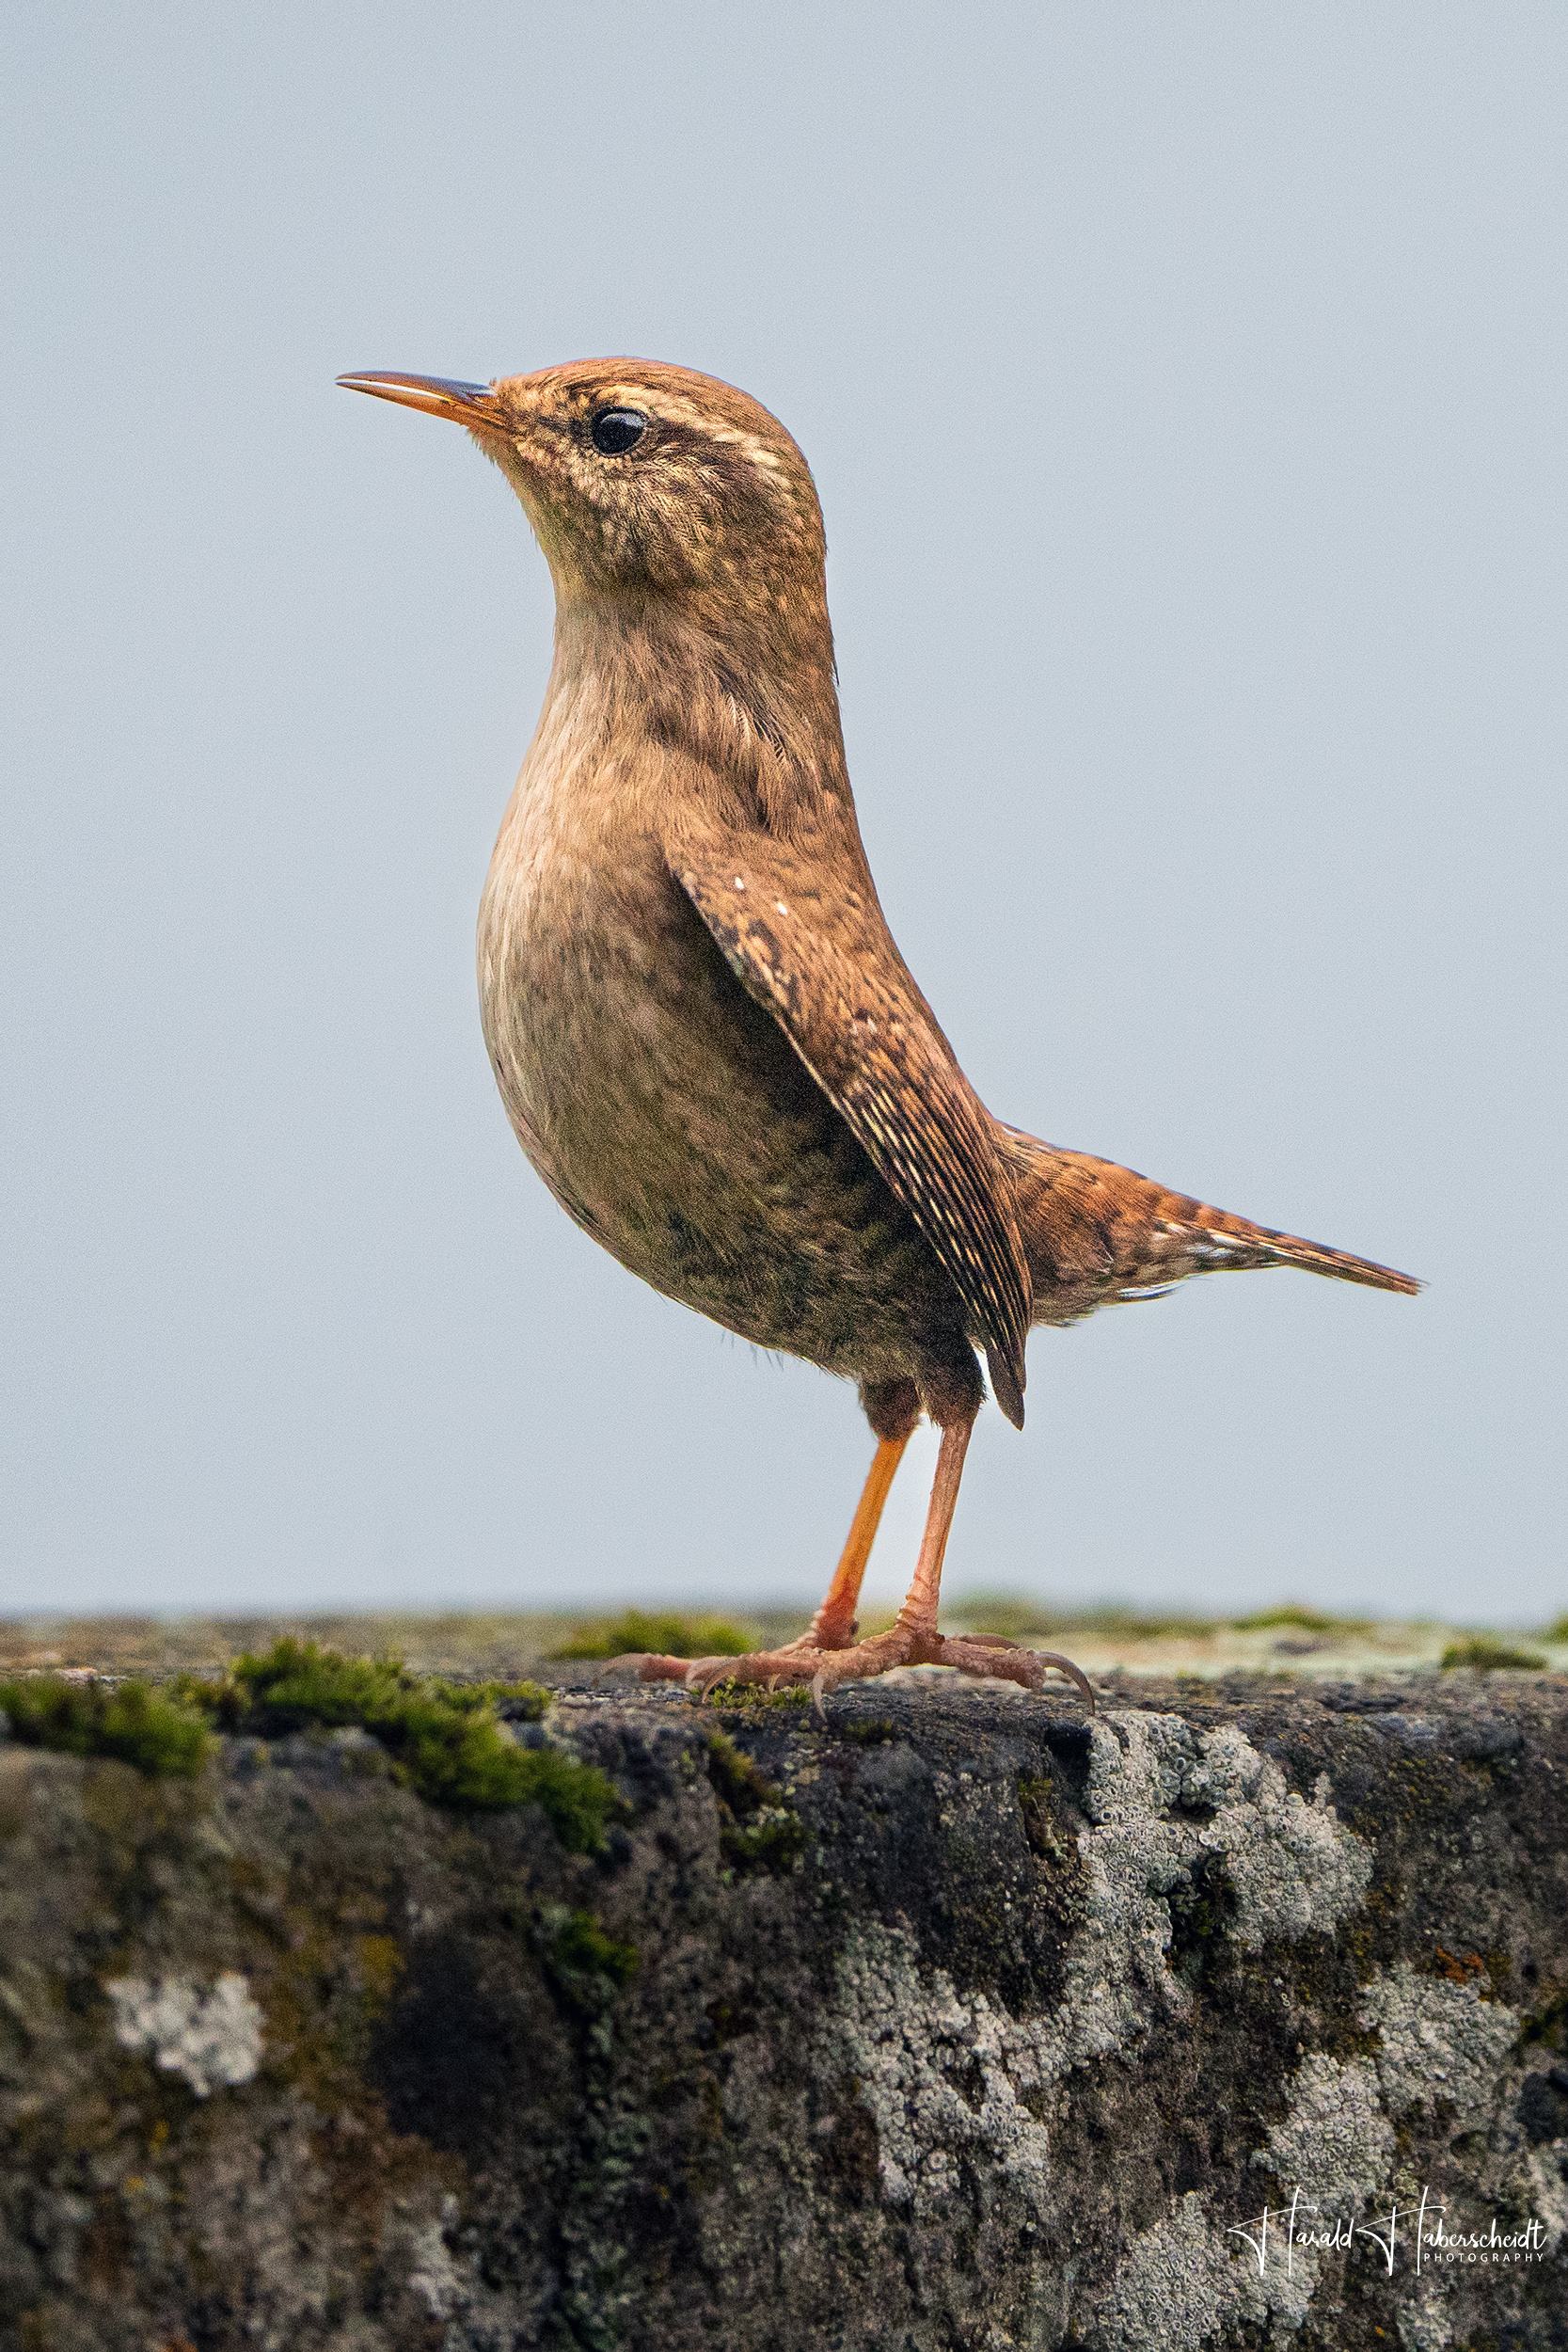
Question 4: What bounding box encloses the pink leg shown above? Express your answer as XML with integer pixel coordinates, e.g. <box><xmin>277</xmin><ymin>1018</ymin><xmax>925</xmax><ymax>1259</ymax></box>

<box><xmin>689</xmin><ymin>1412</ymin><xmax>1094</xmax><ymax>1715</ymax></box>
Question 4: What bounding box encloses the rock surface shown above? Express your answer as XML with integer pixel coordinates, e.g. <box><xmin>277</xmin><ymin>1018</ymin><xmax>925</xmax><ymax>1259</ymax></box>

<box><xmin>1</xmin><ymin>1671</ymin><xmax>1565</xmax><ymax>2350</ymax></box>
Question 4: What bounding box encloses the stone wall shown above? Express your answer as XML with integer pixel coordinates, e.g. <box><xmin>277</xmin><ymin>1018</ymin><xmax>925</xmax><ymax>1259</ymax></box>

<box><xmin>1</xmin><ymin>1673</ymin><xmax>1564</xmax><ymax>2348</ymax></box>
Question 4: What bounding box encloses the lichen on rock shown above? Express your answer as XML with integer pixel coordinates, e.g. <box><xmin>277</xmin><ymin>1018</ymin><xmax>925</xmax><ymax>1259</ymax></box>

<box><xmin>1256</xmin><ymin>2051</ymin><xmax>1393</xmax><ymax>2207</ymax></box>
<box><xmin>1098</xmin><ymin>2190</ymin><xmax>1310</xmax><ymax>2351</ymax></box>
<box><xmin>105</xmin><ymin>1970</ymin><xmax>263</xmax><ymax>2096</ymax></box>
<box><xmin>1359</xmin><ymin>1958</ymin><xmax>1519</xmax><ymax>2119</ymax></box>
<box><xmin>1</xmin><ymin>1669</ymin><xmax>1563</xmax><ymax>2348</ymax></box>
<box><xmin>820</xmin><ymin>1708</ymin><xmax>1377</xmax><ymax>2229</ymax></box>
<box><xmin>819</xmin><ymin>1920</ymin><xmax>1054</xmax><ymax>2213</ymax></box>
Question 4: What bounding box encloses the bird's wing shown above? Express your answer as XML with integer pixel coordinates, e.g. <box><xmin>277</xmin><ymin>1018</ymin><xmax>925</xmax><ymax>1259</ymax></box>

<box><xmin>664</xmin><ymin>815</ymin><xmax>1032</xmax><ymax>1425</ymax></box>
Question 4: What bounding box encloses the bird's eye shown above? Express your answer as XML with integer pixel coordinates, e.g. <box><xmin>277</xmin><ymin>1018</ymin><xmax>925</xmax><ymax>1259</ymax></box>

<box><xmin>591</xmin><ymin>408</ymin><xmax>647</xmax><ymax>456</ymax></box>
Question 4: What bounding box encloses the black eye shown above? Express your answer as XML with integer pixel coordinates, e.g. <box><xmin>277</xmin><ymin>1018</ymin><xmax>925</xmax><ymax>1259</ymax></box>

<box><xmin>591</xmin><ymin>407</ymin><xmax>647</xmax><ymax>456</ymax></box>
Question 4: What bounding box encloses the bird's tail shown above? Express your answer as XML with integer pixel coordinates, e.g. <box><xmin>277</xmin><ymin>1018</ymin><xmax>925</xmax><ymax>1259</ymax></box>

<box><xmin>999</xmin><ymin>1126</ymin><xmax>1419</xmax><ymax>1327</ymax></box>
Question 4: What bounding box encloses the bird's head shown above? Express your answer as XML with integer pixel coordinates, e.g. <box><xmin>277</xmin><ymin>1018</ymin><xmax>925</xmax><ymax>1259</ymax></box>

<box><xmin>340</xmin><ymin>357</ymin><xmax>847</xmax><ymax>810</ymax></box>
<box><xmin>339</xmin><ymin>358</ymin><xmax>828</xmax><ymax>626</ymax></box>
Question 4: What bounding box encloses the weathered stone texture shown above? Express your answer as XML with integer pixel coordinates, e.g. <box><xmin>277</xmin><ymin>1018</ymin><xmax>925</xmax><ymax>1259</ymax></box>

<box><xmin>1</xmin><ymin>1674</ymin><xmax>1565</xmax><ymax>2349</ymax></box>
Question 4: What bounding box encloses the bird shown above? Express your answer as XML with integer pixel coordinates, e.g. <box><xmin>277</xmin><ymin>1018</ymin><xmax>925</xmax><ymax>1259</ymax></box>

<box><xmin>338</xmin><ymin>358</ymin><xmax>1418</xmax><ymax>1714</ymax></box>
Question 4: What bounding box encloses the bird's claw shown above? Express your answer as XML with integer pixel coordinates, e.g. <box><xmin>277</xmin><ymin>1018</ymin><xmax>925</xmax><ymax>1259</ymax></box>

<box><xmin>933</xmin><ymin>1637</ymin><xmax>1097</xmax><ymax>1712</ymax></box>
<box><xmin>596</xmin><ymin>1634</ymin><xmax>1094</xmax><ymax>1718</ymax></box>
<box><xmin>684</xmin><ymin>1656</ymin><xmax>738</xmax><ymax>1700</ymax></box>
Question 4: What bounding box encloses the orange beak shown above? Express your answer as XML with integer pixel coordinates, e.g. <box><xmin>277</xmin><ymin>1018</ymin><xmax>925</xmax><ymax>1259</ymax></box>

<box><xmin>336</xmin><ymin>371</ymin><xmax>506</xmax><ymax>430</ymax></box>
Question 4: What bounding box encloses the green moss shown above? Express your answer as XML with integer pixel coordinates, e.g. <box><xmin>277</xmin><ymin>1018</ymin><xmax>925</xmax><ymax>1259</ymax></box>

<box><xmin>705</xmin><ymin>1727</ymin><xmax>775</xmax><ymax>1816</ymax></box>
<box><xmin>1439</xmin><ymin>1637</ymin><xmax>1547</xmax><ymax>1673</ymax></box>
<box><xmin>180</xmin><ymin>1641</ymin><xmax>615</xmax><ymax>1846</ymax></box>
<box><xmin>842</xmin><ymin>1717</ymin><xmax>898</xmax><ymax>1745</ymax></box>
<box><xmin>705</xmin><ymin>1678</ymin><xmax>812</xmax><ymax>1709</ymax></box>
<box><xmin>721</xmin><ymin>1810</ymin><xmax>807</xmax><ymax>1872</ymax></box>
<box><xmin>705</xmin><ymin>1728</ymin><xmax>805</xmax><ymax>1875</ymax></box>
<box><xmin>1098</xmin><ymin>1611</ymin><xmax>1220</xmax><ymax>1640</ymax></box>
<box><xmin>546</xmin><ymin>1610</ymin><xmax>753</xmax><ymax>1660</ymax></box>
<box><xmin>1231</xmin><ymin>1605</ymin><xmax>1365</xmax><ymax>1633</ymax></box>
<box><xmin>483</xmin><ymin>1678</ymin><xmax>553</xmax><ymax>1721</ymax></box>
<box><xmin>1518</xmin><ymin>1982</ymin><xmax>1568</xmax><ymax>2057</ymax></box>
<box><xmin>1543</xmin><ymin>1613</ymin><xmax>1568</xmax><ymax>1645</ymax></box>
<box><xmin>1017</xmin><ymin>1773</ymin><xmax>1066</xmax><ymax>1863</ymax></box>
<box><xmin>538</xmin><ymin>1903</ymin><xmax>639</xmax><ymax>2015</ymax></box>
<box><xmin>0</xmin><ymin>1676</ymin><xmax>210</xmax><ymax>1777</ymax></box>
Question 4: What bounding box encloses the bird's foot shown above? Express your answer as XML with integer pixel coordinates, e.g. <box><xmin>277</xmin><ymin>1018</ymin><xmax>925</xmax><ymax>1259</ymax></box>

<box><xmin>674</xmin><ymin>1625</ymin><xmax>1095</xmax><ymax>1717</ymax></box>
<box><xmin>678</xmin><ymin>1628</ymin><xmax>913</xmax><ymax>1711</ymax></box>
<box><xmin>592</xmin><ymin>1630</ymin><xmax>840</xmax><ymax>1692</ymax></box>
<box><xmin>929</xmin><ymin>1633</ymin><xmax>1097</xmax><ymax>1712</ymax></box>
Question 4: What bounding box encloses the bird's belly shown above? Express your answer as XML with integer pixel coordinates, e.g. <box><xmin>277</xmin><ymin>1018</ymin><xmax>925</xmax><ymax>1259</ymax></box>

<box><xmin>476</xmin><ymin>837</ymin><xmax>941</xmax><ymax>1377</ymax></box>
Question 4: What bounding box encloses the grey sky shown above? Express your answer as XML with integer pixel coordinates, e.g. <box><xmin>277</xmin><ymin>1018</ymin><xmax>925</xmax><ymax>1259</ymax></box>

<box><xmin>4</xmin><ymin>5</ymin><xmax>1563</xmax><ymax>1625</ymax></box>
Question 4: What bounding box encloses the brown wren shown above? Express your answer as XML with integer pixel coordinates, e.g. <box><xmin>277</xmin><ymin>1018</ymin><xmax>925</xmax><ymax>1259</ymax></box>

<box><xmin>338</xmin><ymin>358</ymin><xmax>1418</xmax><ymax>1710</ymax></box>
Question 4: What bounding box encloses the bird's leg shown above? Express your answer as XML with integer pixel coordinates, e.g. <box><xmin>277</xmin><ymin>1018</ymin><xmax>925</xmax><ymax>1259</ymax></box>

<box><xmin>595</xmin><ymin>1425</ymin><xmax>911</xmax><ymax>1689</ymax></box>
<box><xmin>685</xmin><ymin>1412</ymin><xmax>976</xmax><ymax>1698</ymax></box>
<box><xmin>795</xmin><ymin>1410</ymin><xmax>977</xmax><ymax>1688</ymax></box>
<box><xmin>803</xmin><ymin>1430</ymin><xmax>911</xmax><ymax>1647</ymax></box>
<box><xmin>603</xmin><ymin>1390</ymin><xmax>1092</xmax><ymax>1715</ymax></box>
<box><xmin>689</xmin><ymin>1407</ymin><xmax>1094</xmax><ymax>1714</ymax></box>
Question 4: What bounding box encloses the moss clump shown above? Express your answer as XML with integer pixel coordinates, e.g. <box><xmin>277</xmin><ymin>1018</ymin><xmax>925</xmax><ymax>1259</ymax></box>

<box><xmin>1544</xmin><ymin>1614</ymin><xmax>1568</xmax><ymax>1645</ymax></box>
<box><xmin>538</xmin><ymin>1904</ymin><xmax>640</xmax><ymax>2014</ymax></box>
<box><xmin>1017</xmin><ymin>1773</ymin><xmax>1066</xmax><ymax>1862</ymax></box>
<box><xmin>1519</xmin><ymin>1983</ymin><xmax>1568</xmax><ymax>2058</ymax></box>
<box><xmin>182</xmin><ymin>1641</ymin><xmax>615</xmax><ymax>1846</ymax></box>
<box><xmin>1440</xmin><ymin>1638</ymin><xmax>1547</xmax><ymax>1673</ymax></box>
<box><xmin>706</xmin><ymin>1680</ymin><xmax>812</xmax><ymax>1709</ymax></box>
<box><xmin>547</xmin><ymin>1610</ymin><xmax>753</xmax><ymax>1661</ymax></box>
<box><xmin>723</xmin><ymin>1811</ymin><xmax>807</xmax><ymax>1871</ymax></box>
<box><xmin>705</xmin><ymin>1728</ymin><xmax>806</xmax><ymax>1875</ymax></box>
<box><xmin>705</xmin><ymin>1727</ymin><xmax>776</xmax><ymax>1815</ymax></box>
<box><xmin>486</xmin><ymin>1680</ymin><xmax>552</xmax><ymax>1722</ymax></box>
<box><xmin>0</xmin><ymin>1675</ymin><xmax>210</xmax><ymax>1777</ymax></box>
<box><xmin>843</xmin><ymin>1717</ymin><xmax>897</xmax><ymax>1745</ymax></box>
<box><xmin>1232</xmin><ymin>1605</ymin><xmax>1356</xmax><ymax>1633</ymax></box>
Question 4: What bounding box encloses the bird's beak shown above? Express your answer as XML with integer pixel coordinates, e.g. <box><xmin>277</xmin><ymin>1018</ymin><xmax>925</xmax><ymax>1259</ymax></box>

<box><xmin>336</xmin><ymin>371</ymin><xmax>506</xmax><ymax>431</ymax></box>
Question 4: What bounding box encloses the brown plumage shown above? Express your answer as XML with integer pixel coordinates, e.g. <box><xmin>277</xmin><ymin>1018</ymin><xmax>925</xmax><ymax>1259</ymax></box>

<box><xmin>1004</xmin><ymin>1130</ymin><xmax>1418</xmax><ymax>1326</ymax></box>
<box><xmin>338</xmin><ymin>358</ymin><xmax>1418</xmax><ymax>1713</ymax></box>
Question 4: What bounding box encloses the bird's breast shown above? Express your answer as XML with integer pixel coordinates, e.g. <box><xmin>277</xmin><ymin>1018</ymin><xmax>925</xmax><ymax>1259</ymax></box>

<box><xmin>476</xmin><ymin>708</ymin><xmax>672</xmax><ymax>1187</ymax></box>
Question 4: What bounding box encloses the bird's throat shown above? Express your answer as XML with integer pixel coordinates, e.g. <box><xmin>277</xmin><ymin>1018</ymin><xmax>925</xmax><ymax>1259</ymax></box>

<box><xmin>553</xmin><ymin>597</ymin><xmax>849</xmax><ymax>832</ymax></box>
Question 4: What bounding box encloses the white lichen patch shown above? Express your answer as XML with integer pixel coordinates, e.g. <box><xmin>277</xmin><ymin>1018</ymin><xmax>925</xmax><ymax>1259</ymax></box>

<box><xmin>405</xmin><ymin>2200</ymin><xmax>467</xmax><ymax>2320</ymax></box>
<box><xmin>1066</xmin><ymin>1718</ymin><xmax>1204</xmax><ymax>2066</ymax></box>
<box><xmin>1193</xmin><ymin>1737</ymin><xmax>1373</xmax><ymax>1947</ymax></box>
<box><xmin>1100</xmin><ymin>2050</ymin><xmax>1407</xmax><ymax>2349</ymax></box>
<box><xmin>1524</xmin><ymin>2139</ymin><xmax>1568</xmax><ymax>2255</ymax></box>
<box><xmin>821</xmin><ymin>1921</ymin><xmax>1053</xmax><ymax>2213</ymax></box>
<box><xmin>1096</xmin><ymin>2190</ymin><xmax>1314</xmax><ymax>2350</ymax></box>
<box><xmin>1255</xmin><ymin>2052</ymin><xmax>1393</xmax><ymax>2207</ymax></box>
<box><xmin>1082</xmin><ymin>1717</ymin><xmax>1370</xmax><ymax>1950</ymax></box>
<box><xmin>389</xmin><ymin>2192</ymin><xmax>523</xmax><ymax>2339</ymax></box>
<box><xmin>1069</xmin><ymin>1714</ymin><xmax>1371</xmax><ymax>2060</ymax></box>
<box><xmin>819</xmin><ymin>1712</ymin><xmax>1381</xmax><ymax>2337</ymax></box>
<box><xmin>1397</xmin><ymin>2272</ymin><xmax>1456</xmax><ymax>2352</ymax></box>
<box><xmin>106</xmin><ymin>1972</ymin><xmax>262</xmax><ymax>2097</ymax></box>
<box><xmin>823</xmin><ymin>1717</ymin><xmax>1375</xmax><ymax>2214</ymax></box>
<box><xmin>1359</xmin><ymin>1962</ymin><xmax>1517</xmax><ymax>2119</ymax></box>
